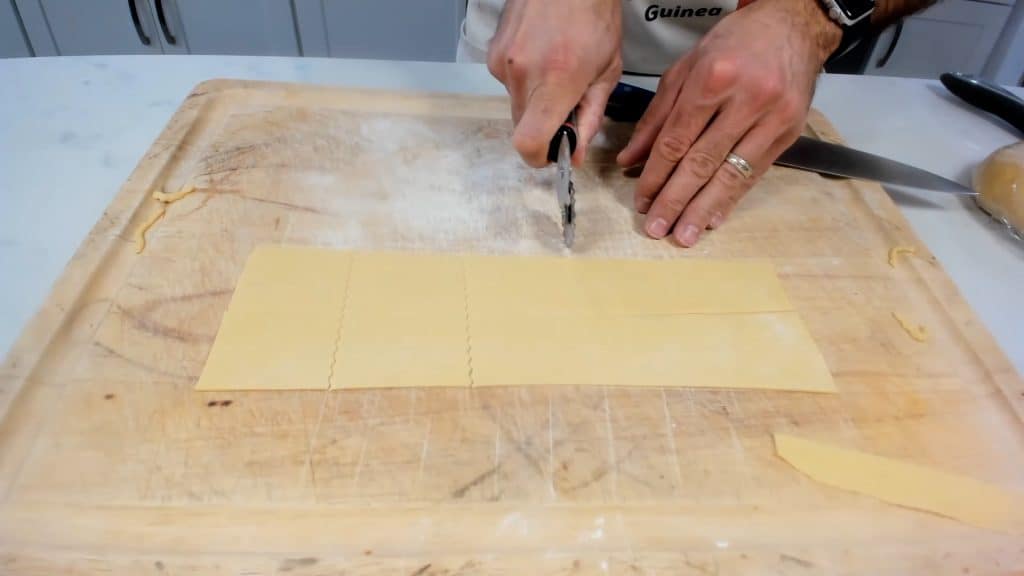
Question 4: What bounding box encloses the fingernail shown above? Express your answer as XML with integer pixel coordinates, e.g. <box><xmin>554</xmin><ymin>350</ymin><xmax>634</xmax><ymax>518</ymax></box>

<box><xmin>679</xmin><ymin>224</ymin><xmax>700</xmax><ymax>247</ymax></box>
<box><xmin>709</xmin><ymin>213</ymin><xmax>724</xmax><ymax>229</ymax></box>
<box><xmin>646</xmin><ymin>217</ymin><xmax>669</xmax><ymax>239</ymax></box>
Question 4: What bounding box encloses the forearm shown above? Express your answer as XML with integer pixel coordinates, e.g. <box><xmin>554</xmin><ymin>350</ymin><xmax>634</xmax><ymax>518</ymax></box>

<box><xmin>872</xmin><ymin>0</ymin><xmax>938</xmax><ymax>28</ymax></box>
<box><xmin>740</xmin><ymin>0</ymin><xmax>935</xmax><ymax>65</ymax></box>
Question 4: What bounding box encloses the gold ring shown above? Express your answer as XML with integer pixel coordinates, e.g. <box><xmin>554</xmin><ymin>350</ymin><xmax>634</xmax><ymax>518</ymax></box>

<box><xmin>725</xmin><ymin>152</ymin><xmax>754</xmax><ymax>180</ymax></box>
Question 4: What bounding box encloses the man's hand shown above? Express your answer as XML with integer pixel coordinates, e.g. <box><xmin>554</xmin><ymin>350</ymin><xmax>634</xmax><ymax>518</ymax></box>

<box><xmin>616</xmin><ymin>0</ymin><xmax>841</xmax><ymax>246</ymax></box>
<box><xmin>488</xmin><ymin>0</ymin><xmax>623</xmax><ymax>167</ymax></box>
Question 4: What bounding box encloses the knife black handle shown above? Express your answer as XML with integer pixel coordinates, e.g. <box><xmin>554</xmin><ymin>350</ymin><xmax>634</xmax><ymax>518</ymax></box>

<box><xmin>604</xmin><ymin>82</ymin><xmax>656</xmax><ymax>122</ymax></box>
<box><xmin>939</xmin><ymin>72</ymin><xmax>1024</xmax><ymax>135</ymax></box>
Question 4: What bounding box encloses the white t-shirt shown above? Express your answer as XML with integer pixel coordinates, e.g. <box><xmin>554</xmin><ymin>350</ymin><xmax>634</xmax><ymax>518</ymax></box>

<box><xmin>459</xmin><ymin>0</ymin><xmax>752</xmax><ymax>75</ymax></box>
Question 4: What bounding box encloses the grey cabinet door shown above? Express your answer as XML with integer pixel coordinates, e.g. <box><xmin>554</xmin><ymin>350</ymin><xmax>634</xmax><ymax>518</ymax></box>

<box><xmin>0</xmin><ymin>0</ymin><xmax>32</xmax><ymax>57</ymax></box>
<box><xmin>296</xmin><ymin>0</ymin><xmax>464</xmax><ymax>61</ymax></box>
<box><xmin>865</xmin><ymin>0</ymin><xmax>1009</xmax><ymax>79</ymax></box>
<box><xmin>36</xmin><ymin>0</ymin><xmax>163</xmax><ymax>55</ymax></box>
<box><xmin>166</xmin><ymin>0</ymin><xmax>300</xmax><ymax>56</ymax></box>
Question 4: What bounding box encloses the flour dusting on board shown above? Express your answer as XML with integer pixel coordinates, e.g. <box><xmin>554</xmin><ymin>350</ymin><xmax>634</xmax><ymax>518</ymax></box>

<box><xmin>497</xmin><ymin>512</ymin><xmax>531</xmax><ymax>537</ymax></box>
<box><xmin>199</xmin><ymin>108</ymin><xmax>649</xmax><ymax>255</ymax></box>
<box><xmin>348</xmin><ymin>114</ymin><xmax>562</xmax><ymax>251</ymax></box>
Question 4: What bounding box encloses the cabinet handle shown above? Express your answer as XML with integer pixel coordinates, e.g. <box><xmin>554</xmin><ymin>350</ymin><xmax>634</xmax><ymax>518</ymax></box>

<box><xmin>128</xmin><ymin>0</ymin><xmax>152</xmax><ymax>46</ymax></box>
<box><xmin>155</xmin><ymin>0</ymin><xmax>177</xmax><ymax>45</ymax></box>
<box><xmin>875</xmin><ymin>21</ymin><xmax>903</xmax><ymax>69</ymax></box>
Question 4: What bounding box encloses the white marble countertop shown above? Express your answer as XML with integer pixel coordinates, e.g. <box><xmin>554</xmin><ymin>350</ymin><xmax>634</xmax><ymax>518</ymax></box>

<box><xmin>1</xmin><ymin>55</ymin><xmax>1022</xmax><ymax>373</ymax></box>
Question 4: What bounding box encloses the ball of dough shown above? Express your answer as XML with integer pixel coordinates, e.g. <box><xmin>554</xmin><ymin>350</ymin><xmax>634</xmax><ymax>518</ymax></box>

<box><xmin>973</xmin><ymin>141</ymin><xmax>1024</xmax><ymax>235</ymax></box>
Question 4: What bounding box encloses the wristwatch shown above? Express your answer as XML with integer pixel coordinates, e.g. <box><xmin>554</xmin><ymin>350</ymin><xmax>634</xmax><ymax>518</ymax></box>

<box><xmin>821</xmin><ymin>0</ymin><xmax>874</xmax><ymax>26</ymax></box>
<box><xmin>819</xmin><ymin>0</ymin><xmax>875</xmax><ymax>62</ymax></box>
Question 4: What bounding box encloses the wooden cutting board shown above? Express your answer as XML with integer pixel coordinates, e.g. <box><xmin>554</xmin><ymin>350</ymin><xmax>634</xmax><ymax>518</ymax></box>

<box><xmin>1</xmin><ymin>79</ymin><xmax>1022</xmax><ymax>574</ymax></box>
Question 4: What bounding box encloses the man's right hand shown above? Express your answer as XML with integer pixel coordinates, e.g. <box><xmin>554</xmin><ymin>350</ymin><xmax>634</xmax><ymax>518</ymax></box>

<box><xmin>487</xmin><ymin>0</ymin><xmax>623</xmax><ymax>168</ymax></box>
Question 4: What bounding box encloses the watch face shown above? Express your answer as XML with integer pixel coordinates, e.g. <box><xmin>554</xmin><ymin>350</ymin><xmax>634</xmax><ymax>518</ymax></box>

<box><xmin>835</xmin><ymin>0</ymin><xmax>875</xmax><ymax>19</ymax></box>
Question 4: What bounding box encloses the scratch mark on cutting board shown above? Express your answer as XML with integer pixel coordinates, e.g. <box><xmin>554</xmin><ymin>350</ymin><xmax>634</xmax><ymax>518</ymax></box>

<box><xmin>278</xmin><ymin>557</ymin><xmax>318</xmax><ymax>572</ymax></box>
<box><xmin>120</xmin><ymin>305</ymin><xmax>211</xmax><ymax>344</ymax></box>
<box><xmin>493</xmin><ymin>426</ymin><xmax>501</xmax><ymax>497</ymax></box>
<box><xmin>142</xmin><ymin>288</ymin><xmax>233</xmax><ymax>304</ymax></box>
<box><xmin>548</xmin><ymin>393</ymin><xmax>557</xmax><ymax>501</ymax></box>
<box><xmin>93</xmin><ymin>342</ymin><xmax>193</xmax><ymax>380</ymax></box>
<box><xmin>780</xmin><ymin>554</ymin><xmax>815</xmax><ymax>569</ymax></box>
<box><xmin>177</xmin><ymin>191</ymin><xmax>216</xmax><ymax>218</ymax></box>
<box><xmin>602</xmin><ymin>388</ymin><xmax>620</xmax><ymax>500</ymax></box>
<box><xmin>727</xmin><ymin>390</ymin><xmax>744</xmax><ymax>419</ymax></box>
<box><xmin>619</xmin><ymin>514</ymin><xmax>639</xmax><ymax>572</ymax></box>
<box><xmin>188</xmin><ymin>181</ymin><xmax>330</xmax><ymax>216</ymax></box>
<box><xmin>561</xmin><ymin>461</ymin><xmax>613</xmax><ymax>495</ymax></box>
<box><xmin>685</xmin><ymin>388</ymin><xmax>697</xmax><ymax>417</ymax></box>
<box><xmin>300</xmin><ymin>391</ymin><xmax>330</xmax><ymax>498</ymax></box>
<box><xmin>479</xmin><ymin>402</ymin><xmax>546</xmax><ymax>477</ymax></box>
<box><xmin>243</xmin><ymin>194</ymin><xmax>328</xmax><ymax>215</ymax></box>
<box><xmin>451</xmin><ymin>463</ymin><xmax>502</xmax><ymax>499</ymax></box>
<box><xmin>407</xmin><ymin>388</ymin><xmax>418</xmax><ymax>423</ymax></box>
<box><xmin>350</xmin><ymin>393</ymin><xmax>379</xmax><ymax>490</ymax></box>
<box><xmin>618</xmin><ymin>464</ymin><xmax>657</xmax><ymax>491</ymax></box>
<box><xmin>416</xmin><ymin>418</ymin><xmax>432</xmax><ymax>490</ymax></box>
<box><xmin>727</xmin><ymin>419</ymin><xmax>754</xmax><ymax>491</ymax></box>
<box><xmin>661</xmin><ymin>388</ymin><xmax>684</xmax><ymax>491</ymax></box>
<box><xmin>509</xmin><ymin>390</ymin><xmax>535</xmax><ymax>467</ymax></box>
<box><xmin>684</xmin><ymin>558</ymin><xmax>719</xmax><ymax>576</ymax></box>
<box><xmin>559</xmin><ymin>444</ymin><xmax>638</xmax><ymax>495</ymax></box>
<box><xmin>119</xmin><ymin>288</ymin><xmax>231</xmax><ymax>345</ymax></box>
<box><xmin>409</xmin><ymin>563</ymin><xmax>432</xmax><ymax>576</ymax></box>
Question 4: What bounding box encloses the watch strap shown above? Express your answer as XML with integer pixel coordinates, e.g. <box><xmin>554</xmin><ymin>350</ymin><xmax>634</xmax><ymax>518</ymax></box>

<box><xmin>826</xmin><ymin>10</ymin><xmax>873</xmax><ymax>65</ymax></box>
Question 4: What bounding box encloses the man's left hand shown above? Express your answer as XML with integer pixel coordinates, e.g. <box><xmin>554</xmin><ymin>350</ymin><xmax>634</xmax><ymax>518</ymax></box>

<box><xmin>616</xmin><ymin>0</ymin><xmax>841</xmax><ymax>246</ymax></box>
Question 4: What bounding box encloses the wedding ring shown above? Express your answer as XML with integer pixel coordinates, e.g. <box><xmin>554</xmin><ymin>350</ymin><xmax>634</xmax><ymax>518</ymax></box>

<box><xmin>724</xmin><ymin>152</ymin><xmax>754</xmax><ymax>180</ymax></box>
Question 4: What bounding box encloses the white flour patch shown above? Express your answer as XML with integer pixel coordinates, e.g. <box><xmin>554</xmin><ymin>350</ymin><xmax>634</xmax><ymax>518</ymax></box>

<box><xmin>497</xmin><ymin>511</ymin><xmax>530</xmax><ymax>536</ymax></box>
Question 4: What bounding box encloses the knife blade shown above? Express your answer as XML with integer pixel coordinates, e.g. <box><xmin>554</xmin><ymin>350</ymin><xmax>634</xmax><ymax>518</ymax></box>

<box><xmin>605</xmin><ymin>82</ymin><xmax>976</xmax><ymax>195</ymax></box>
<box><xmin>775</xmin><ymin>136</ymin><xmax>976</xmax><ymax>195</ymax></box>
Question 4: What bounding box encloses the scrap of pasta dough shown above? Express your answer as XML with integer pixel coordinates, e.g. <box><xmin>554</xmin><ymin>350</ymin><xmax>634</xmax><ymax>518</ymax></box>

<box><xmin>135</xmin><ymin>184</ymin><xmax>196</xmax><ymax>254</ymax></box>
<box><xmin>891</xmin><ymin>312</ymin><xmax>927</xmax><ymax>342</ymax></box>
<box><xmin>774</xmin><ymin>433</ymin><xmax>1024</xmax><ymax>533</ymax></box>
<box><xmin>152</xmin><ymin>183</ymin><xmax>196</xmax><ymax>204</ymax></box>
<box><xmin>887</xmin><ymin>245</ymin><xmax>917</xmax><ymax>268</ymax></box>
<box><xmin>134</xmin><ymin>206</ymin><xmax>166</xmax><ymax>254</ymax></box>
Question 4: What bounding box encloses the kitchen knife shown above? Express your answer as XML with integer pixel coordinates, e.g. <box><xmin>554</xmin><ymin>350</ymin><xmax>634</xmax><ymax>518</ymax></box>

<box><xmin>939</xmin><ymin>72</ymin><xmax>1024</xmax><ymax>135</ymax></box>
<box><xmin>605</xmin><ymin>82</ymin><xmax>976</xmax><ymax>195</ymax></box>
<box><xmin>773</xmin><ymin>137</ymin><xmax>975</xmax><ymax>195</ymax></box>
